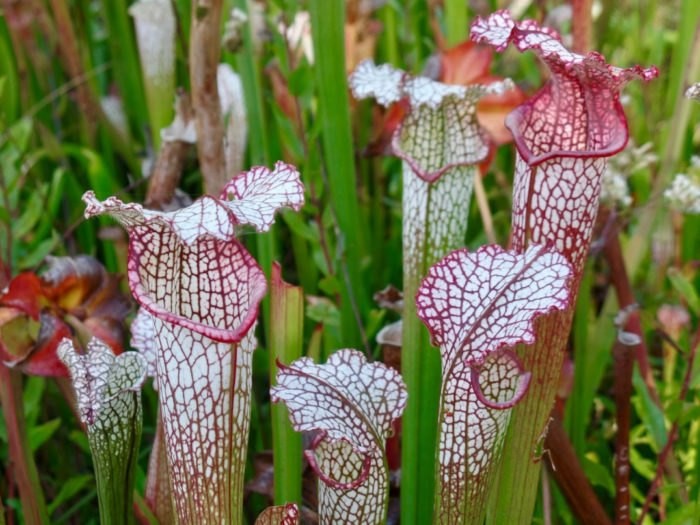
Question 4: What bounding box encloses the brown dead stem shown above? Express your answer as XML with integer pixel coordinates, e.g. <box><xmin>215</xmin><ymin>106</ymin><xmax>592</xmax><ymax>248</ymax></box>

<box><xmin>189</xmin><ymin>0</ymin><xmax>226</xmax><ymax>195</ymax></box>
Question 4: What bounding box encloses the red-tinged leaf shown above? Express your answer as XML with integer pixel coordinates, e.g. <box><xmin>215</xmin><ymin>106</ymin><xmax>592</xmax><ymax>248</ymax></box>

<box><xmin>41</xmin><ymin>256</ymin><xmax>127</xmax><ymax>316</ymax></box>
<box><xmin>255</xmin><ymin>504</ymin><xmax>299</xmax><ymax>525</ymax></box>
<box><xmin>20</xmin><ymin>314</ymin><xmax>72</xmax><ymax>376</ymax></box>
<box><xmin>0</xmin><ymin>309</ymin><xmax>70</xmax><ymax>376</ymax></box>
<box><xmin>0</xmin><ymin>256</ymin><xmax>130</xmax><ymax>377</ymax></box>
<box><xmin>83</xmin><ymin>163</ymin><xmax>304</xmax><ymax>524</ymax></box>
<box><xmin>439</xmin><ymin>41</ymin><xmax>493</xmax><ymax>86</ymax></box>
<box><xmin>350</xmin><ymin>60</ymin><xmax>513</xmax><ymax>182</ymax></box>
<box><xmin>271</xmin><ymin>349</ymin><xmax>407</xmax><ymax>525</ymax></box>
<box><xmin>415</xmin><ymin>244</ymin><xmax>571</xmax><ymax>523</ymax></box>
<box><xmin>0</xmin><ymin>273</ymin><xmax>43</xmax><ymax>319</ymax></box>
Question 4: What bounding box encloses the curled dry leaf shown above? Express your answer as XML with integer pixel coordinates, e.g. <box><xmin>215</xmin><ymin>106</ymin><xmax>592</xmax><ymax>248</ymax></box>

<box><xmin>0</xmin><ymin>256</ymin><xmax>130</xmax><ymax>376</ymax></box>
<box><xmin>416</xmin><ymin>244</ymin><xmax>571</xmax><ymax>523</ymax></box>
<box><xmin>83</xmin><ymin>162</ymin><xmax>304</xmax><ymax>524</ymax></box>
<box><xmin>271</xmin><ymin>349</ymin><xmax>407</xmax><ymax>525</ymax></box>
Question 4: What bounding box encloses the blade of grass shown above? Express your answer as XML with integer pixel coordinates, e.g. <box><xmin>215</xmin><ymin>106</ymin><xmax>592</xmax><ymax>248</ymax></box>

<box><xmin>309</xmin><ymin>0</ymin><xmax>369</xmax><ymax>349</ymax></box>
<box><xmin>269</xmin><ymin>263</ymin><xmax>304</xmax><ymax>508</ymax></box>
<box><xmin>378</xmin><ymin>2</ymin><xmax>400</xmax><ymax>66</ymax></box>
<box><xmin>99</xmin><ymin>0</ymin><xmax>147</xmax><ymax>142</ymax></box>
<box><xmin>443</xmin><ymin>0</ymin><xmax>468</xmax><ymax>47</ymax></box>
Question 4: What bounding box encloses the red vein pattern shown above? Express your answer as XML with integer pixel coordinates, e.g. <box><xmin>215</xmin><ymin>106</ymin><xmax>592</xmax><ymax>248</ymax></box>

<box><xmin>470</xmin><ymin>11</ymin><xmax>658</xmax><ymax>520</ymax></box>
<box><xmin>254</xmin><ymin>504</ymin><xmax>299</xmax><ymax>525</ymax></box>
<box><xmin>271</xmin><ymin>349</ymin><xmax>407</xmax><ymax>525</ymax></box>
<box><xmin>83</xmin><ymin>163</ymin><xmax>304</xmax><ymax>524</ymax></box>
<box><xmin>58</xmin><ymin>338</ymin><xmax>146</xmax><ymax>428</ymax></box>
<box><xmin>350</xmin><ymin>60</ymin><xmax>512</xmax><ymax>183</ymax></box>
<box><xmin>416</xmin><ymin>245</ymin><xmax>571</xmax><ymax>523</ymax></box>
<box><xmin>350</xmin><ymin>58</ymin><xmax>517</xmax><ymax>524</ymax></box>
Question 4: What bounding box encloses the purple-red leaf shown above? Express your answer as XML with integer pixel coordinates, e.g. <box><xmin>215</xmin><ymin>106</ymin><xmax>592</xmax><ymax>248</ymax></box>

<box><xmin>416</xmin><ymin>244</ymin><xmax>571</xmax><ymax>523</ymax></box>
<box><xmin>0</xmin><ymin>256</ymin><xmax>130</xmax><ymax>377</ymax></box>
<box><xmin>271</xmin><ymin>349</ymin><xmax>406</xmax><ymax>525</ymax></box>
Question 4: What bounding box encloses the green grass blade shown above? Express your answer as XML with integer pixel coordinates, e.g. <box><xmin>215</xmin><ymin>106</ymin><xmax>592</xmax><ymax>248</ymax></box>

<box><xmin>269</xmin><ymin>263</ymin><xmax>304</xmax><ymax>508</ymax></box>
<box><xmin>309</xmin><ymin>0</ymin><xmax>369</xmax><ymax>348</ymax></box>
<box><xmin>444</xmin><ymin>0</ymin><xmax>468</xmax><ymax>47</ymax></box>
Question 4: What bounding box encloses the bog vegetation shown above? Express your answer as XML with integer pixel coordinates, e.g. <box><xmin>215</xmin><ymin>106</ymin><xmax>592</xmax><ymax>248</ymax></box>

<box><xmin>0</xmin><ymin>1</ymin><xmax>699</xmax><ymax>525</ymax></box>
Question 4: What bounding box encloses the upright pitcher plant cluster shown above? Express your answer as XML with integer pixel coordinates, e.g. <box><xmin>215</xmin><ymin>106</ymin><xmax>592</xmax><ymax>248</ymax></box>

<box><xmin>350</xmin><ymin>60</ymin><xmax>515</xmax><ymax>521</ymax></box>
<box><xmin>470</xmin><ymin>11</ymin><xmax>658</xmax><ymax>521</ymax></box>
<box><xmin>2</xmin><ymin>5</ymin><xmax>669</xmax><ymax>525</ymax></box>
<box><xmin>81</xmin><ymin>162</ymin><xmax>304</xmax><ymax>523</ymax></box>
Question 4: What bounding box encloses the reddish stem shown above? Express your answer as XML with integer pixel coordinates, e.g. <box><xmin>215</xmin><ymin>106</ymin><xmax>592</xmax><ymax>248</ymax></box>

<box><xmin>602</xmin><ymin>216</ymin><xmax>660</xmax><ymax>405</ymax></box>
<box><xmin>571</xmin><ymin>0</ymin><xmax>593</xmax><ymax>53</ymax></box>
<box><xmin>612</xmin><ymin>332</ymin><xmax>634</xmax><ymax>525</ymax></box>
<box><xmin>545</xmin><ymin>415</ymin><xmax>612</xmax><ymax>525</ymax></box>
<box><xmin>0</xmin><ymin>366</ymin><xmax>49</xmax><ymax>524</ymax></box>
<box><xmin>602</xmin><ymin>213</ymin><xmax>688</xmax><ymax>514</ymax></box>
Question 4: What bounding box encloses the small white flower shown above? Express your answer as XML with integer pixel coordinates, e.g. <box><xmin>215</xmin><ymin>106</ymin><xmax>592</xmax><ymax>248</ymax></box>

<box><xmin>600</xmin><ymin>168</ymin><xmax>632</xmax><ymax>209</ymax></box>
<box><xmin>664</xmin><ymin>174</ymin><xmax>700</xmax><ymax>214</ymax></box>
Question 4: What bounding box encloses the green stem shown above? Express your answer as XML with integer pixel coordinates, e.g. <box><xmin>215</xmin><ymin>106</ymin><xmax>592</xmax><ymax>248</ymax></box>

<box><xmin>309</xmin><ymin>0</ymin><xmax>369</xmax><ymax>348</ymax></box>
<box><xmin>401</xmin><ymin>164</ymin><xmax>476</xmax><ymax>525</ymax></box>
<box><xmin>379</xmin><ymin>3</ymin><xmax>400</xmax><ymax>66</ymax></box>
<box><xmin>0</xmin><ymin>366</ymin><xmax>50</xmax><ymax>525</ymax></box>
<box><xmin>88</xmin><ymin>391</ymin><xmax>143</xmax><ymax>525</ymax></box>
<box><xmin>486</xmin><ymin>315</ymin><xmax>571</xmax><ymax>524</ymax></box>
<box><xmin>269</xmin><ymin>263</ymin><xmax>304</xmax><ymax>508</ymax></box>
